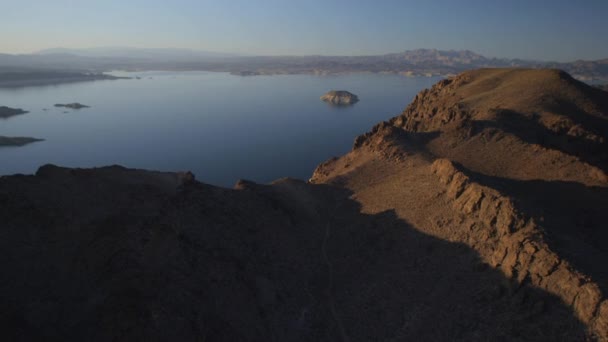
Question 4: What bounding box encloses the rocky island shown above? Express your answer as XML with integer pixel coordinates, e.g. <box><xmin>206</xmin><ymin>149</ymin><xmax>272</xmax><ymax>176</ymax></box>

<box><xmin>0</xmin><ymin>69</ymin><xmax>607</xmax><ymax>341</ymax></box>
<box><xmin>0</xmin><ymin>136</ymin><xmax>43</xmax><ymax>147</ymax></box>
<box><xmin>54</xmin><ymin>103</ymin><xmax>90</xmax><ymax>109</ymax></box>
<box><xmin>0</xmin><ymin>106</ymin><xmax>28</xmax><ymax>119</ymax></box>
<box><xmin>321</xmin><ymin>90</ymin><xmax>359</xmax><ymax>105</ymax></box>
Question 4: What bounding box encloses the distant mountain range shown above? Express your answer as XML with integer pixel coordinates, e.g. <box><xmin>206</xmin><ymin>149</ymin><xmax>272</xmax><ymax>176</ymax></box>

<box><xmin>1</xmin><ymin>48</ymin><xmax>607</xmax><ymax>82</ymax></box>
<box><xmin>35</xmin><ymin>47</ymin><xmax>238</xmax><ymax>59</ymax></box>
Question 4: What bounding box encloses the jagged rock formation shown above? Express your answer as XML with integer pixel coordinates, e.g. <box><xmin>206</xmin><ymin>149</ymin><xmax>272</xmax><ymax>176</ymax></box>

<box><xmin>1</xmin><ymin>68</ymin><xmax>607</xmax><ymax>341</ymax></box>
<box><xmin>321</xmin><ymin>90</ymin><xmax>359</xmax><ymax>105</ymax></box>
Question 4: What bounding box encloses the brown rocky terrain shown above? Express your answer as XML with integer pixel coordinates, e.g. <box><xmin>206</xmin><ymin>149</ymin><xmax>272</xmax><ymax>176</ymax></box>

<box><xmin>312</xmin><ymin>68</ymin><xmax>608</xmax><ymax>340</ymax></box>
<box><xmin>1</xmin><ymin>68</ymin><xmax>607</xmax><ymax>341</ymax></box>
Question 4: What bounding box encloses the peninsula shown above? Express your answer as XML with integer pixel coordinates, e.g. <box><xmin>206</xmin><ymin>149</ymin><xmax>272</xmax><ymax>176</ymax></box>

<box><xmin>0</xmin><ymin>136</ymin><xmax>43</xmax><ymax>147</ymax></box>
<box><xmin>0</xmin><ymin>69</ymin><xmax>126</xmax><ymax>88</ymax></box>
<box><xmin>0</xmin><ymin>106</ymin><xmax>28</xmax><ymax>119</ymax></box>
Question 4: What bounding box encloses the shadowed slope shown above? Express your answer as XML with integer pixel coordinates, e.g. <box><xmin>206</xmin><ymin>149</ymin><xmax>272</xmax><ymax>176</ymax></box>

<box><xmin>0</xmin><ymin>165</ymin><xmax>589</xmax><ymax>341</ymax></box>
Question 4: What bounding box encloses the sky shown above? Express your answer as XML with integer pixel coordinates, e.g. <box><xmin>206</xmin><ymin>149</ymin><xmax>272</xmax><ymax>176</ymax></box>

<box><xmin>2</xmin><ymin>0</ymin><xmax>607</xmax><ymax>61</ymax></box>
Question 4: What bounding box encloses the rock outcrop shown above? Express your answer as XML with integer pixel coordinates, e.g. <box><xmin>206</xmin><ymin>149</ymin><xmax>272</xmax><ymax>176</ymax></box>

<box><xmin>321</xmin><ymin>90</ymin><xmax>359</xmax><ymax>105</ymax></box>
<box><xmin>1</xmin><ymin>68</ymin><xmax>607</xmax><ymax>341</ymax></box>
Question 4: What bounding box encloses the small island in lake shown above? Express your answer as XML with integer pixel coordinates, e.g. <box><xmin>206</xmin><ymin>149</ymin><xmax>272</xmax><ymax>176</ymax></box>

<box><xmin>0</xmin><ymin>106</ymin><xmax>29</xmax><ymax>119</ymax></box>
<box><xmin>54</xmin><ymin>103</ymin><xmax>90</xmax><ymax>109</ymax></box>
<box><xmin>321</xmin><ymin>90</ymin><xmax>359</xmax><ymax>105</ymax></box>
<box><xmin>0</xmin><ymin>136</ymin><xmax>43</xmax><ymax>147</ymax></box>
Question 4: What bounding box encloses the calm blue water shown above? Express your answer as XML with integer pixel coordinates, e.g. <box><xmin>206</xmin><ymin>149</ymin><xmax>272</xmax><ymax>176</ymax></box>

<box><xmin>0</xmin><ymin>72</ymin><xmax>439</xmax><ymax>186</ymax></box>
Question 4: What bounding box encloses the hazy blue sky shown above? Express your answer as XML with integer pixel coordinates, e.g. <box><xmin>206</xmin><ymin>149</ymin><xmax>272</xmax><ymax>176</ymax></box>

<box><xmin>3</xmin><ymin>0</ymin><xmax>607</xmax><ymax>61</ymax></box>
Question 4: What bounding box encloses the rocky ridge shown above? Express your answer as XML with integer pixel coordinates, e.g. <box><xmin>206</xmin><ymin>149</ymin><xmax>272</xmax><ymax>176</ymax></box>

<box><xmin>313</xmin><ymin>68</ymin><xmax>608</xmax><ymax>340</ymax></box>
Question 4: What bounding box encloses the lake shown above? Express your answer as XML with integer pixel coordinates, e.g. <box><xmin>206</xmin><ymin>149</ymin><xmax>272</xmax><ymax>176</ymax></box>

<box><xmin>0</xmin><ymin>72</ymin><xmax>440</xmax><ymax>186</ymax></box>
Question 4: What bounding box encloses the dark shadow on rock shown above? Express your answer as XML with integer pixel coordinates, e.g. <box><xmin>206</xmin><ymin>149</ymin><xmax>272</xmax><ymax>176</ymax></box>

<box><xmin>456</xmin><ymin>164</ymin><xmax>608</xmax><ymax>295</ymax></box>
<box><xmin>0</xmin><ymin>168</ymin><xmax>590</xmax><ymax>341</ymax></box>
<box><xmin>473</xmin><ymin>109</ymin><xmax>608</xmax><ymax>172</ymax></box>
<box><xmin>353</xmin><ymin>121</ymin><xmax>440</xmax><ymax>158</ymax></box>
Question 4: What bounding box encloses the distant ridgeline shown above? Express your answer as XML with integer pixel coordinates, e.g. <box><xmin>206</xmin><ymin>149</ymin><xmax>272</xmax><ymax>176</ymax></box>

<box><xmin>1</xmin><ymin>48</ymin><xmax>607</xmax><ymax>81</ymax></box>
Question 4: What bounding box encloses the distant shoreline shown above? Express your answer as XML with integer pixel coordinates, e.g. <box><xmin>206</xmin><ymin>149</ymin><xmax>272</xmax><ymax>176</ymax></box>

<box><xmin>0</xmin><ymin>74</ymin><xmax>129</xmax><ymax>88</ymax></box>
<box><xmin>228</xmin><ymin>69</ymin><xmax>451</xmax><ymax>77</ymax></box>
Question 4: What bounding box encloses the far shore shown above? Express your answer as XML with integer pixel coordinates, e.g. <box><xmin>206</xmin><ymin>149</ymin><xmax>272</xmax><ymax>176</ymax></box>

<box><xmin>0</xmin><ymin>75</ymin><xmax>129</xmax><ymax>88</ymax></box>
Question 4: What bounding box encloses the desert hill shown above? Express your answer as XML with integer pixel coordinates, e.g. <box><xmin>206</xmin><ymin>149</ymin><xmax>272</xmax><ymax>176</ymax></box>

<box><xmin>1</xmin><ymin>68</ymin><xmax>607</xmax><ymax>341</ymax></box>
<box><xmin>312</xmin><ymin>68</ymin><xmax>608</xmax><ymax>340</ymax></box>
<box><xmin>390</xmin><ymin>68</ymin><xmax>607</xmax><ymax>183</ymax></box>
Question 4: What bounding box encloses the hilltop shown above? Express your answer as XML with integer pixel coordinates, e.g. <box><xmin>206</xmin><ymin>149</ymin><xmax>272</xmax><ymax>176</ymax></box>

<box><xmin>388</xmin><ymin>68</ymin><xmax>608</xmax><ymax>181</ymax></box>
<box><xmin>1</xmin><ymin>68</ymin><xmax>607</xmax><ymax>341</ymax></box>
